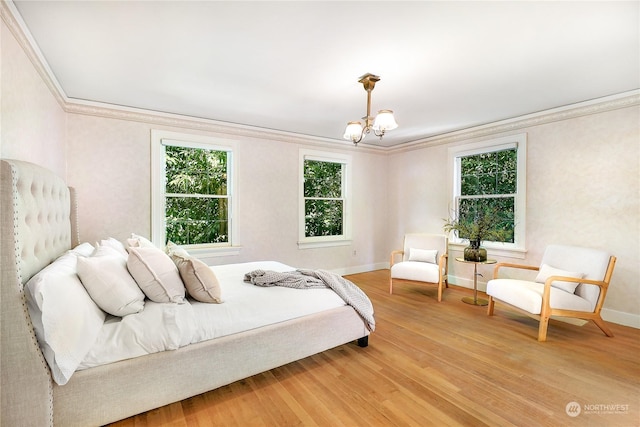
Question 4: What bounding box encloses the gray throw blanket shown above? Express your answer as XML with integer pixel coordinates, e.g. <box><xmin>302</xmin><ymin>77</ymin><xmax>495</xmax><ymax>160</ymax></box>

<box><xmin>244</xmin><ymin>269</ymin><xmax>375</xmax><ymax>331</ymax></box>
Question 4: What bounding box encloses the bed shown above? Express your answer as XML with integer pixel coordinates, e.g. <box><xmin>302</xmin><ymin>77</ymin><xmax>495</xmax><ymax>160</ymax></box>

<box><xmin>0</xmin><ymin>158</ymin><xmax>372</xmax><ymax>426</ymax></box>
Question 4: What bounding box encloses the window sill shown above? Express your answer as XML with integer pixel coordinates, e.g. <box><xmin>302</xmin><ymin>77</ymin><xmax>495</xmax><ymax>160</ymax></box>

<box><xmin>185</xmin><ymin>245</ymin><xmax>242</xmax><ymax>258</ymax></box>
<box><xmin>298</xmin><ymin>239</ymin><xmax>352</xmax><ymax>250</ymax></box>
<box><xmin>448</xmin><ymin>242</ymin><xmax>527</xmax><ymax>260</ymax></box>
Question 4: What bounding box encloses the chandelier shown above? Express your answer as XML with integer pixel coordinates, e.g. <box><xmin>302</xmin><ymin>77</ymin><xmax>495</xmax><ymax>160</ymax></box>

<box><xmin>343</xmin><ymin>73</ymin><xmax>398</xmax><ymax>145</ymax></box>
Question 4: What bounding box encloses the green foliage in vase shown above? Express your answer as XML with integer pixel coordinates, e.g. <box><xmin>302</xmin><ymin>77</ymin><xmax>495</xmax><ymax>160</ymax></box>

<box><xmin>443</xmin><ymin>204</ymin><xmax>512</xmax><ymax>243</ymax></box>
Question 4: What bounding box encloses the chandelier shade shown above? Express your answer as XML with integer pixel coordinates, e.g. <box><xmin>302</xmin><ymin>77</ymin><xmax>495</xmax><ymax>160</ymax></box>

<box><xmin>343</xmin><ymin>121</ymin><xmax>364</xmax><ymax>142</ymax></box>
<box><xmin>343</xmin><ymin>73</ymin><xmax>397</xmax><ymax>145</ymax></box>
<box><xmin>372</xmin><ymin>110</ymin><xmax>398</xmax><ymax>132</ymax></box>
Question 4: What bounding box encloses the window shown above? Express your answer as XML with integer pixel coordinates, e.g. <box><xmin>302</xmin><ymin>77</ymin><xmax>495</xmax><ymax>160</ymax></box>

<box><xmin>459</xmin><ymin>148</ymin><xmax>517</xmax><ymax>242</ymax></box>
<box><xmin>151</xmin><ymin>130</ymin><xmax>238</xmax><ymax>255</ymax></box>
<box><xmin>164</xmin><ymin>145</ymin><xmax>229</xmax><ymax>245</ymax></box>
<box><xmin>299</xmin><ymin>149</ymin><xmax>351</xmax><ymax>248</ymax></box>
<box><xmin>449</xmin><ymin>134</ymin><xmax>527</xmax><ymax>255</ymax></box>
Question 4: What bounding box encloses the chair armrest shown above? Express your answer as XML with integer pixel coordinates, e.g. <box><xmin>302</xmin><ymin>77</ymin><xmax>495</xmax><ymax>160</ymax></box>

<box><xmin>544</xmin><ymin>276</ymin><xmax>608</xmax><ymax>290</ymax></box>
<box><xmin>493</xmin><ymin>262</ymin><xmax>539</xmax><ymax>279</ymax></box>
<box><xmin>540</xmin><ymin>276</ymin><xmax>609</xmax><ymax>314</ymax></box>
<box><xmin>439</xmin><ymin>253</ymin><xmax>448</xmax><ymax>276</ymax></box>
<box><xmin>390</xmin><ymin>250</ymin><xmax>404</xmax><ymax>267</ymax></box>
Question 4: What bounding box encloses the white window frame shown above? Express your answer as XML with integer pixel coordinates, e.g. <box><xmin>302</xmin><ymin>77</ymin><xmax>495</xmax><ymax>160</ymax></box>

<box><xmin>448</xmin><ymin>133</ymin><xmax>527</xmax><ymax>258</ymax></box>
<box><xmin>298</xmin><ymin>149</ymin><xmax>352</xmax><ymax>249</ymax></box>
<box><xmin>151</xmin><ymin>130</ymin><xmax>240</xmax><ymax>257</ymax></box>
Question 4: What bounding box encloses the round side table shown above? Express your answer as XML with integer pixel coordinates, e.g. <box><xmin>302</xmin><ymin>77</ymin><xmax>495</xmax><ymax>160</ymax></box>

<box><xmin>455</xmin><ymin>257</ymin><xmax>497</xmax><ymax>306</ymax></box>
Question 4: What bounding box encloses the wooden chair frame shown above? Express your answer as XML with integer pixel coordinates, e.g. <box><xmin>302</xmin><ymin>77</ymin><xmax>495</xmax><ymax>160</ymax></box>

<box><xmin>390</xmin><ymin>251</ymin><xmax>449</xmax><ymax>302</ymax></box>
<box><xmin>487</xmin><ymin>256</ymin><xmax>617</xmax><ymax>341</ymax></box>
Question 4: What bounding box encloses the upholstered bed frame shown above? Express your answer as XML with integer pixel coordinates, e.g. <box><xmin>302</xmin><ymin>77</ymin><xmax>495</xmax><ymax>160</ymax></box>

<box><xmin>1</xmin><ymin>159</ymin><xmax>370</xmax><ymax>426</ymax></box>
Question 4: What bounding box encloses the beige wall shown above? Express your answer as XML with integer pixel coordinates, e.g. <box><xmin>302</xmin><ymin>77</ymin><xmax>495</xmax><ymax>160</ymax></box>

<box><xmin>66</xmin><ymin>114</ymin><xmax>389</xmax><ymax>273</ymax></box>
<box><xmin>0</xmin><ymin>20</ymin><xmax>66</xmax><ymax>175</ymax></box>
<box><xmin>387</xmin><ymin>106</ymin><xmax>640</xmax><ymax>325</ymax></box>
<box><xmin>2</xmin><ymin>12</ymin><xmax>638</xmax><ymax>326</ymax></box>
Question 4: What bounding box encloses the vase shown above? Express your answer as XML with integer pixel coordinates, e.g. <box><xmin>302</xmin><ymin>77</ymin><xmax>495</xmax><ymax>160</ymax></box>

<box><xmin>464</xmin><ymin>239</ymin><xmax>487</xmax><ymax>262</ymax></box>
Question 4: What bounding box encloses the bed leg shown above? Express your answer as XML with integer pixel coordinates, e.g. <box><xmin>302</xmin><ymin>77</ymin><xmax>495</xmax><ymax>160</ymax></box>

<box><xmin>357</xmin><ymin>336</ymin><xmax>369</xmax><ymax>347</ymax></box>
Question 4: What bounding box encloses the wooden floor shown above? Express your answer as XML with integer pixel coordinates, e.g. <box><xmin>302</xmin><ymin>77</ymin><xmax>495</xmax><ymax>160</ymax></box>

<box><xmin>109</xmin><ymin>270</ymin><xmax>640</xmax><ymax>427</ymax></box>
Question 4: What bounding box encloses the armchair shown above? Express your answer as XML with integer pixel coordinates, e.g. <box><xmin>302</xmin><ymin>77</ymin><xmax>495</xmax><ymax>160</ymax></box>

<box><xmin>486</xmin><ymin>244</ymin><xmax>617</xmax><ymax>341</ymax></box>
<box><xmin>390</xmin><ymin>234</ymin><xmax>448</xmax><ymax>301</ymax></box>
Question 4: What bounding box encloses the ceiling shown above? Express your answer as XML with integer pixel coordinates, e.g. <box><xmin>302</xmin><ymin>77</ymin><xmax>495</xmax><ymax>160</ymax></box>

<box><xmin>10</xmin><ymin>1</ymin><xmax>640</xmax><ymax>147</ymax></box>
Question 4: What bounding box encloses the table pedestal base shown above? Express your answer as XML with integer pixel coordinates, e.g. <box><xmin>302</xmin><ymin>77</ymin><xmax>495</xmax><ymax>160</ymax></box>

<box><xmin>462</xmin><ymin>296</ymin><xmax>488</xmax><ymax>306</ymax></box>
<box><xmin>455</xmin><ymin>257</ymin><xmax>496</xmax><ymax>308</ymax></box>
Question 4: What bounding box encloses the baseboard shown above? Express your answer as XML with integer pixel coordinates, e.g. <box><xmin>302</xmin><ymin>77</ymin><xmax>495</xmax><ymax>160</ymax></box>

<box><xmin>335</xmin><ymin>269</ymin><xmax>640</xmax><ymax>330</ymax></box>
<box><xmin>447</xmin><ymin>274</ymin><xmax>483</xmax><ymax>291</ymax></box>
<box><xmin>331</xmin><ymin>263</ymin><xmax>388</xmax><ymax>276</ymax></box>
<box><xmin>448</xmin><ymin>275</ymin><xmax>639</xmax><ymax>329</ymax></box>
<box><xmin>602</xmin><ymin>308</ymin><xmax>640</xmax><ymax>329</ymax></box>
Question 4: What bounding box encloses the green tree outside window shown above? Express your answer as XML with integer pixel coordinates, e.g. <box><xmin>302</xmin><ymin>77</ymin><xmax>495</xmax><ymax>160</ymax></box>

<box><xmin>165</xmin><ymin>145</ymin><xmax>230</xmax><ymax>245</ymax></box>
<box><xmin>304</xmin><ymin>160</ymin><xmax>344</xmax><ymax>237</ymax></box>
<box><xmin>458</xmin><ymin>149</ymin><xmax>517</xmax><ymax>243</ymax></box>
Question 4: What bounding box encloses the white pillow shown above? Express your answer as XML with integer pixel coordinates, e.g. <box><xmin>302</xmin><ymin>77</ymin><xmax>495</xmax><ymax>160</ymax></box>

<box><xmin>127</xmin><ymin>247</ymin><xmax>186</xmax><ymax>303</ymax></box>
<box><xmin>97</xmin><ymin>237</ymin><xmax>128</xmax><ymax>258</ymax></box>
<box><xmin>25</xmin><ymin>252</ymin><xmax>106</xmax><ymax>385</ymax></box>
<box><xmin>127</xmin><ymin>233</ymin><xmax>156</xmax><ymax>249</ymax></box>
<box><xmin>77</xmin><ymin>251</ymin><xmax>146</xmax><ymax>317</ymax></box>
<box><xmin>69</xmin><ymin>242</ymin><xmax>95</xmax><ymax>257</ymax></box>
<box><xmin>535</xmin><ymin>263</ymin><xmax>584</xmax><ymax>293</ymax></box>
<box><xmin>166</xmin><ymin>241</ymin><xmax>190</xmax><ymax>258</ymax></box>
<box><xmin>408</xmin><ymin>248</ymin><xmax>438</xmax><ymax>264</ymax></box>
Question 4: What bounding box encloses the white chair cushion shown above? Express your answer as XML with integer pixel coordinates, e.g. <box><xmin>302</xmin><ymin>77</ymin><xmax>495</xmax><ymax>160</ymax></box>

<box><xmin>391</xmin><ymin>261</ymin><xmax>440</xmax><ymax>283</ymax></box>
<box><xmin>487</xmin><ymin>279</ymin><xmax>593</xmax><ymax>314</ymax></box>
<box><xmin>535</xmin><ymin>263</ymin><xmax>584</xmax><ymax>294</ymax></box>
<box><xmin>408</xmin><ymin>248</ymin><xmax>438</xmax><ymax>264</ymax></box>
<box><xmin>541</xmin><ymin>245</ymin><xmax>610</xmax><ymax>305</ymax></box>
<box><xmin>402</xmin><ymin>234</ymin><xmax>447</xmax><ymax>262</ymax></box>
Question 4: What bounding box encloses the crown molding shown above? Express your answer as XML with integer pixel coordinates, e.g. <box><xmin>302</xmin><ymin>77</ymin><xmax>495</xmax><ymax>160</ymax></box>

<box><xmin>1</xmin><ymin>1</ymin><xmax>67</xmax><ymax>109</ymax></box>
<box><xmin>2</xmin><ymin>0</ymin><xmax>382</xmax><ymax>154</ymax></box>
<box><xmin>387</xmin><ymin>90</ymin><xmax>640</xmax><ymax>154</ymax></box>
<box><xmin>62</xmin><ymin>99</ymin><xmax>356</xmax><ymax>149</ymax></box>
<box><xmin>4</xmin><ymin>0</ymin><xmax>637</xmax><ymax>156</ymax></box>
<box><xmin>64</xmin><ymin>98</ymin><xmax>388</xmax><ymax>154</ymax></box>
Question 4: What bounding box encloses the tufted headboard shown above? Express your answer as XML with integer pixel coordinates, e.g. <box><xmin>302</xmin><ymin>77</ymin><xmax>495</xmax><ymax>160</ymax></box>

<box><xmin>1</xmin><ymin>159</ymin><xmax>78</xmax><ymax>284</ymax></box>
<box><xmin>1</xmin><ymin>159</ymin><xmax>79</xmax><ymax>426</ymax></box>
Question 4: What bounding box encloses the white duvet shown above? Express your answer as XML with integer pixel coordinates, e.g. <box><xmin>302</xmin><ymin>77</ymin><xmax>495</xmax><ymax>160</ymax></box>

<box><xmin>79</xmin><ymin>261</ymin><xmax>347</xmax><ymax>370</ymax></box>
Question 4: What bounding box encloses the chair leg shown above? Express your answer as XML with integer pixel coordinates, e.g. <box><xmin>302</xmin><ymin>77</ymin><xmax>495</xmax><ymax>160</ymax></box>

<box><xmin>437</xmin><ymin>282</ymin><xmax>442</xmax><ymax>302</ymax></box>
<box><xmin>592</xmin><ymin>317</ymin><xmax>614</xmax><ymax>337</ymax></box>
<box><xmin>389</xmin><ymin>277</ymin><xmax>393</xmax><ymax>294</ymax></box>
<box><xmin>487</xmin><ymin>296</ymin><xmax>495</xmax><ymax>315</ymax></box>
<box><xmin>538</xmin><ymin>316</ymin><xmax>550</xmax><ymax>342</ymax></box>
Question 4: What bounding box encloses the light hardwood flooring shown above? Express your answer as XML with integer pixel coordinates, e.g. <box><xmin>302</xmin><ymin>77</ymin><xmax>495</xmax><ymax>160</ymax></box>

<box><xmin>109</xmin><ymin>270</ymin><xmax>640</xmax><ymax>426</ymax></box>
